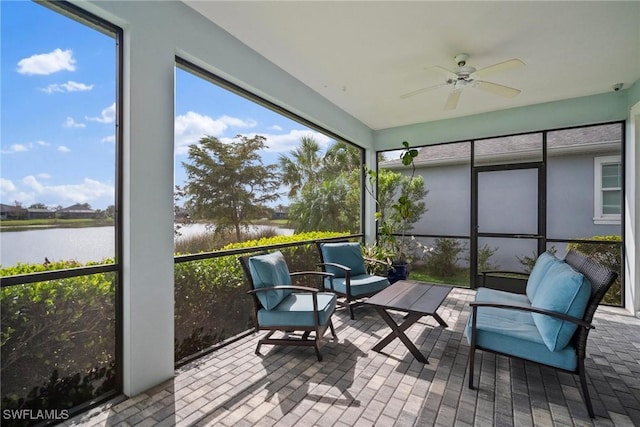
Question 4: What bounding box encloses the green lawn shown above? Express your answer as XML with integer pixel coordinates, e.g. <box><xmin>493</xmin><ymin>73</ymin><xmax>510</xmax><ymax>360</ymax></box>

<box><xmin>0</xmin><ymin>218</ymin><xmax>114</xmax><ymax>230</ymax></box>
<box><xmin>409</xmin><ymin>267</ymin><xmax>470</xmax><ymax>287</ymax></box>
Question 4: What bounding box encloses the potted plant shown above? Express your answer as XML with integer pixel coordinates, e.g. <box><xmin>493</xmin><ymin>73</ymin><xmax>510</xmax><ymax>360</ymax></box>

<box><xmin>365</xmin><ymin>141</ymin><xmax>426</xmax><ymax>282</ymax></box>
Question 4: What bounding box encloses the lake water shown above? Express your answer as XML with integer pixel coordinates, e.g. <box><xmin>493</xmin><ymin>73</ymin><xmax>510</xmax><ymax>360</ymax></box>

<box><xmin>0</xmin><ymin>224</ymin><xmax>294</xmax><ymax>267</ymax></box>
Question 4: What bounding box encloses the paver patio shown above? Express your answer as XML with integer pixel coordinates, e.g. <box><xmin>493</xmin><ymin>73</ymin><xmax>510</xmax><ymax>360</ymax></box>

<box><xmin>65</xmin><ymin>287</ymin><xmax>640</xmax><ymax>427</ymax></box>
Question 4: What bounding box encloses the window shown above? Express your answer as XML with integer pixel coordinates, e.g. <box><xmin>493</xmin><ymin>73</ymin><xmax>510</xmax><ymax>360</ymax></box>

<box><xmin>1</xmin><ymin>0</ymin><xmax>122</xmax><ymax>417</ymax></box>
<box><xmin>594</xmin><ymin>155</ymin><xmax>622</xmax><ymax>224</ymax></box>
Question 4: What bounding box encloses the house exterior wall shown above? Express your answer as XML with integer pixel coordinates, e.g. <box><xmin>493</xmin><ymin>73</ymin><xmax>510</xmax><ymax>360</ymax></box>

<box><xmin>405</xmin><ymin>149</ymin><xmax>621</xmax><ymax>271</ymax></box>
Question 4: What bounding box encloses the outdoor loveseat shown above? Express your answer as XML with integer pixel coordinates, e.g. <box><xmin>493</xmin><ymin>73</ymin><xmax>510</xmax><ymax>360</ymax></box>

<box><xmin>466</xmin><ymin>250</ymin><xmax>618</xmax><ymax>418</ymax></box>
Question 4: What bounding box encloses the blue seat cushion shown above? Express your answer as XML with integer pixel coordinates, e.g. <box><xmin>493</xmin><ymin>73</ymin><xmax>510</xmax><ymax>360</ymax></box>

<box><xmin>320</xmin><ymin>242</ymin><xmax>367</xmax><ymax>277</ymax></box>
<box><xmin>475</xmin><ymin>287</ymin><xmax>531</xmax><ymax>306</ymax></box>
<box><xmin>526</xmin><ymin>251</ymin><xmax>561</xmax><ymax>301</ymax></box>
<box><xmin>248</xmin><ymin>251</ymin><xmax>292</xmax><ymax>310</ymax></box>
<box><xmin>257</xmin><ymin>293</ymin><xmax>337</xmax><ymax>328</ymax></box>
<box><xmin>465</xmin><ymin>305</ymin><xmax>578</xmax><ymax>371</ymax></box>
<box><xmin>324</xmin><ymin>274</ymin><xmax>389</xmax><ymax>297</ymax></box>
<box><xmin>531</xmin><ymin>261</ymin><xmax>591</xmax><ymax>352</ymax></box>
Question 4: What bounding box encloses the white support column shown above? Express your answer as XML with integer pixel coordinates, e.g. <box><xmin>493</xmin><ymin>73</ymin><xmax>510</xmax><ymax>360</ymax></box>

<box><xmin>627</xmin><ymin>101</ymin><xmax>640</xmax><ymax>317</ymax></box>
<box><xmin>120</xmin><ymin>25</ymin><xmax>176</xmax><ymax>396</ymax></box>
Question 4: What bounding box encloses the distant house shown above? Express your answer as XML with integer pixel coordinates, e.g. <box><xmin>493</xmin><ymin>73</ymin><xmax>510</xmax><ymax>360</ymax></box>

<box><xmin>381</xmin><ymin>123</ymin><xmax>622</xmax><ymax>271</ymax></box>
<box><xmin>57</xmin><ymin>204</ymin><xmax>97</xmax><ymax>219</ymax></box>
<box><xmin>0</xmin><ymin>204</ymin><xmax>27</xmax><ymax>220</ymax></box>
<box><xmin>27</xmin><ymin>208</ymin><xmax>55</xmax><ymax>219</ymax></box>
<box><xmin>272</xmin><ymin>209</ymin><xmax>288</xmax><ymax>220</ymax></box>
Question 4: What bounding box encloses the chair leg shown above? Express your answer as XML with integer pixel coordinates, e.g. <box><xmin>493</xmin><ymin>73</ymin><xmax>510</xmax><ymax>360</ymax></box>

<box><xmin>256</xmin><ymin>331</ymin><xmax>275</xmax><ymax>356</ymax></box>
<box><xmin>329</xmin><ymin>320</ymin><xmax>337</xmax><ymax>338</ymax></box>
<box><xmin>314</xmin><ymin>341</ymin><xmax>323</xmax><ymax>361</ymax></box>
<box><xmin>468</xmin><ymin>344</ymin><xmax>476</xmax><ymax>389</ymax></box>
<box><xmin>348</xmin><ymin>303</ymin><xmax>355</xmax><ymax>320</ymax></box>
<box><xmin>578</xmin><ymin>359</ymin><xmax>595</xmax><ymax>418</ymax></box>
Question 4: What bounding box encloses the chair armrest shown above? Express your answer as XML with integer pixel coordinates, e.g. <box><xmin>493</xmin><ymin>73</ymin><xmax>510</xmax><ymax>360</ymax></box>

<box><xmin>317</xmin><ymin>262</ymin><xmax>351</xmax><ymax>273</ymax></box>
<box><xmin>363</xmin><ymin>257</ymin><xmax>390</xmax><ymax>267</ymax></box>
<box><xmin>480</xmin><ymin>270</ymin><xmax>529</xmax><ymax>287</ymax></box>
<box><xmin>247</xmin><ymin>285</ymin><xmax>319</xmax><ymax>295</ymax></box>
<box><xmin>469</xmin><ymin>301</ymin><xmax>593</xmax><ymax>329</ymax></box>
<box><xmin>289</xmin><ymin>271</ymin><xmax>336</xmax><ymax>292</ymax></box>
<box><xmin>289</xmin><ymin>271</ymin><xmax>335</xmax><ymax>278</ymax></box>
<box><xmin>249</xmin><ymin>286</ymin><xmax>323</xmax><ymax>322</ymax></box>
<box><xmin>481</xmin><ymin>270</ymin><xmax>529</xmax><ymax>276</ymax></box>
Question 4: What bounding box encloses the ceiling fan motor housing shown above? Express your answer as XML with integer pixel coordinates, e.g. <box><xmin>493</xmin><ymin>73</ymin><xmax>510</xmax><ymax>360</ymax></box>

<box><xmin>454</xmin><ymin>53</ymin><xmax>470</xmax><ymax>66</ymax></box>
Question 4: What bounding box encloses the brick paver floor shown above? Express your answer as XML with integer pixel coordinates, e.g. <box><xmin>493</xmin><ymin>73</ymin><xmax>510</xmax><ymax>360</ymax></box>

<box><xmin>66</xmin><ymin>288</ymin><xmax>640</xmax><ymax>426</ymax></box>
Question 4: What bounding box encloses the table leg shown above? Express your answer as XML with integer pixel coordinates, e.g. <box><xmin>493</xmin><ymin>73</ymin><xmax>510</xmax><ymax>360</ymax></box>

<box><xmin>432</xmin><ymin>313</ymin><xmax>448</xmax><ymax>328</ymax></box>
<box><xmin>372</xmin><ymin>309</ymin><xmax>428</xmax><ymax>363</ymax></box>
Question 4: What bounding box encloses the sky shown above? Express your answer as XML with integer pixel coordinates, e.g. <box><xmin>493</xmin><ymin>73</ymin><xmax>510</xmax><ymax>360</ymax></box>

<box><xmin>1</xmin><ymin>1</ymin><xmax>335</xmax><ymax>211</ymax></box>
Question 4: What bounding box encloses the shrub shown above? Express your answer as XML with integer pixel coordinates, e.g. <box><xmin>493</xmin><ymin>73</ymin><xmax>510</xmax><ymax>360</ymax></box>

<box><xmin>1</xmin><ymin>260</ymin><xmax>116</xmax><ymax>417</ymax></box>
<box><xmin>476</xmin><ymin>244</ymin><xmax>499</xmax><ymax>272</ymax></box>
<box><xmin>174</xmin><ymin>231</ymin><xmax>349</xmax><ymax>362</ymax></box>
<box><xmin>426</xmin><ymin>238</ymin><xmax>466</xmax><ymax>277</ymax></box>
<box><xmin>516</xmin><ymin>246</ymin><xmax>557</xmax><ymax>273</ymax></box>
<box><xmin>568</xmin><ymin>235</ymin><xmax>622</xmax><ymax>306</ymax></box>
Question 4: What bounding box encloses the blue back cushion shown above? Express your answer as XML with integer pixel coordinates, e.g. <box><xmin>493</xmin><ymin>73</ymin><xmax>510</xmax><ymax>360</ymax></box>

<box><xmin>320</xmin><ymin>242</ymin><xmax>367</xmax><ymax>278</ymax></box>
<box><xmin>248</xmin><ymin>251</ymin><xmax>292</xmax><ymax>310</ymax></box>
<box><xmin>526</xmin><ymin>251</ymin><xmax>561</xmax><ymax>301</ymax></box>
<box><xmin>531</xmin><ymin>261</ymin><xmax>591</xmax><ymax>351</ymax></box>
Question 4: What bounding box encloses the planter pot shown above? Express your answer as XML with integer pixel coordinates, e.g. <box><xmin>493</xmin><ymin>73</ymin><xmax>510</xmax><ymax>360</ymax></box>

<box><xmin>387</xmin><ymin>262</ymin><xmax>409</xmax><ymax>284</ymax></box>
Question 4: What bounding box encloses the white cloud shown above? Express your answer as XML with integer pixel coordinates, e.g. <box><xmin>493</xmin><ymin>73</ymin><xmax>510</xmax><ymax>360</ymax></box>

<box><xmin>0</xmin><ymin>178</ymin><xmax>17</xmax><ymax>194</ymax></box>
<box><xmin>58</xmin><ymin>145</ymin><xmax>71</xmax><ymax>152</ymax></box>
<box><xmin>86</xmin><ymin>103</ymin><xmax>115</xmax><ymax>124</ymax></box>
<box><xmin>269</xmin><ymin>125</ymin><xmax>283</xmax><ymax>131</ymax></box>
<box><xmin>174</xmin><ymin>111</ymin><xmax>258</xmax><ymax>155</ymax></box>
<box><xmin>63</xmin><ymin>117</ymin><xmax>85</xmax><ymax>128</ymax></box>
<box><xmin>101</xmin><ymin>135</ymin><xmax>115</xmax><ymax>144</ymax></box>
<box><xmin>9</xmin><ymin>144</ymin><xmax>29</xmax><ymax>152</ymax></box>
<box><xmin>1</xmin><ymin>140</ymin><xmax>53</xmax><ymax>154</ymax></box>
<box><xmin>19</xmin><ymin>175</ymin><xmax>113</xmax><ymax>205</ymax></box>
<box><xmin>37</xmin><ymin>173</ymin><xmax>52</xmax><ymax>179</ymax></box>
<box><xmin>247</xmin><ymin>129</ymin><xmax>334</xmax><ymax>153</ymax></box>
<box><xmin>23</xmin><ymin>175</ymin><xmax>44</xmax><ymax>192</ymax></box>
<box><xmin>17</xmin><ymin>48</ymin><xmax>76</xmax><ymax>75</ymax></box>
<box><xmin>41</xmin><ymin>80</ymin><xmax>94</xmax><ymax>94</ymax></box>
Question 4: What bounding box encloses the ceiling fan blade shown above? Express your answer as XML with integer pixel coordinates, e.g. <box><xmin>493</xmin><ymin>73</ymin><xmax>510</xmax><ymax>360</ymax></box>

<box><xmin>474</xmin><ymin>80</ymin><xmax>521</xmax><ymax>98</ymax></box>
<box><xmin>400</xmin><ymin>83</ymin><xmax>448</xmax><ymax>99</ymax></box>
<box><xmin>426</xmin><ymin>65</ymin><xmax>457</xmax><ymax>78</ymax></box>
<box><xmin>444</xmin><ymin>89</ymin><xmax>462</xmax><ymax>110</ymax></box>
<box><xmin>474</xmin><ymin>58</ymin><xmax>525</xmax><ymax>78</ymax></box>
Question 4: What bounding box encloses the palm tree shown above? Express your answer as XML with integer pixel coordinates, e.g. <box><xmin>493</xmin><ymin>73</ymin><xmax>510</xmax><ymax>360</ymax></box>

<box><xmin>278</xmin><ymin>136</ymin><xmax>323</xmax><ymax>198</ymax></box>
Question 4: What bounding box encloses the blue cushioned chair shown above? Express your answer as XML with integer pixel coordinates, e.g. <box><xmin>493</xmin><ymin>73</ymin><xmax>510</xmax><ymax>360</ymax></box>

<box><xmin>239</xmin><ymin>251</ymin><xmax>338</xmax><ymax>361</ymax></box>
<box><xmin>316</xmin><ymin>241</ymin><xmax>390</xmax><ymax>320</ymax></box>
<box><xmin>467</xmin><ymin>250</ymin><xmax>618</xmax><ymax>418</ymax></box>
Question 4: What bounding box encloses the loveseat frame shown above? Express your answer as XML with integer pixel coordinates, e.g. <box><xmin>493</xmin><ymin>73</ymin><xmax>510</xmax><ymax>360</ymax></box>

<box><xmin>468</xmin><ymin>250</ymin><xmax>618</xmax><ymax>418</ymax></box>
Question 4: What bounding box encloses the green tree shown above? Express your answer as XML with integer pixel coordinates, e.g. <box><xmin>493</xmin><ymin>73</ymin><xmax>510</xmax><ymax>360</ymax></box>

<box><xmin>281</xmin><ymin>138</ymin><xmax>362</xmax><ymax>232</ymax></box>
<box><xmin>278</xmin><ymin>136</ymin><xmax>323</xmax><ymax>198</ymax></box>
<box><xmin>181</xmin><ymin>134</ymin><xmax>280</xmax><ymax>241</ymax></box>
<box><xmin>28</xmin><ymin>203</ymin><xmax>47</xmax><ymax>209</ymax></box>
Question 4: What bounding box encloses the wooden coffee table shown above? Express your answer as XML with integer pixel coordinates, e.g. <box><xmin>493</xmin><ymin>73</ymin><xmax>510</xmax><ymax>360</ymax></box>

<box><xmin>365</xmin><ymin>280</ymin><xmax>452</xmax><ymax>363</ymax></box>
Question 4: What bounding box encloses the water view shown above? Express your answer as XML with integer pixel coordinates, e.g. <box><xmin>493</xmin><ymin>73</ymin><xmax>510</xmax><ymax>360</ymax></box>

<box><xmin>0</xmin><ymin>224</ymin><xmax>294</xmax><ymax>267</ymax></box>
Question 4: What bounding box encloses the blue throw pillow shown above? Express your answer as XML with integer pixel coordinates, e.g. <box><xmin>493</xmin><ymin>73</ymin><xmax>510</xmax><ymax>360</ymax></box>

<box><xmin>248</xmin><ymin>251</ymin><xmax>292</xmax><ymax>310</ymax></box>
<box><xmin>531</xmin><ymin>261</ymin><xmax>591</xmax><ymax>351</ymax></box>
<box><xmin>320</xmin><ymin>242</ymin><xmax>367</xmax><ymax>278</ymax></box>
<box><xmin>526</xmin><ymin>251</ymin><xmax>561</xmax><ymax>301</ymax></box>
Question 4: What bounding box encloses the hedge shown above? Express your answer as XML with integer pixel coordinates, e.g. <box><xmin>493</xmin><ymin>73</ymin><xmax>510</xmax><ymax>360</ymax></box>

<box><xmin>568</xmin><ymin>235</ymin><xmax>622</xmax><ymax>306</ymax></box>
<box><xmin>1</xmin><ymin>231</ymin><xmax>349</xmax><ymax>420</ymax></box>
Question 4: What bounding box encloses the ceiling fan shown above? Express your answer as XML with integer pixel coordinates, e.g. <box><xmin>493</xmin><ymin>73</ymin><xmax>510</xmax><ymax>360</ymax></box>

<box><xmin>401</xmin><ymin>53</ymin><xmax>525</xmax><ymax>110</ymax></box>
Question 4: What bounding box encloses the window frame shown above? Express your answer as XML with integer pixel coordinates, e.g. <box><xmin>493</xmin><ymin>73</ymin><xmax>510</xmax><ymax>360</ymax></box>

<box><xmin>593</xmin><ymin>155</ymin><xmax>622</xmax><ymax>225</ymax></box>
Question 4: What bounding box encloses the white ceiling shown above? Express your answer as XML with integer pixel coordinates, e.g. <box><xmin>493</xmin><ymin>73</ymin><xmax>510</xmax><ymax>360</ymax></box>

<box><xmin>184</xmin><ymin>1</ymin><xmax>640</xmax><ymax>131</ymax></box>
